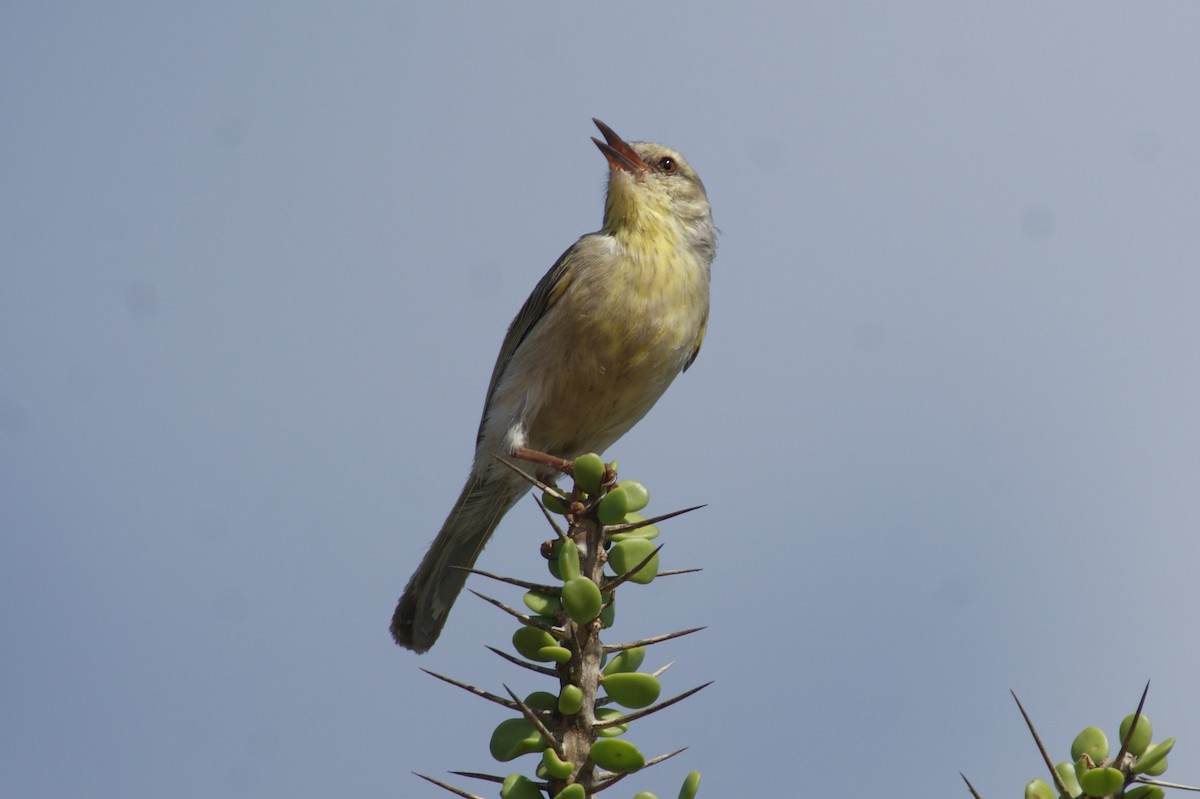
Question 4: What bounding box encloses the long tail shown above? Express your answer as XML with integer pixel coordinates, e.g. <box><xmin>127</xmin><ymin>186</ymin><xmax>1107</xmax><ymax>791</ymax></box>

<box><xmin>391</xmin><ymin>472</ymin><xmax>526</xmax><ymax>652</ymax></box>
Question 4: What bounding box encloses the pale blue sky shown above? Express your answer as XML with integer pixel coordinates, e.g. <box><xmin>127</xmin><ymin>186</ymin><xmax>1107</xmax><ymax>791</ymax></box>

<box><xmin>3</xmin><ymin>3</ymin><xmax>1199</xmax><ymax>797</ymax></box>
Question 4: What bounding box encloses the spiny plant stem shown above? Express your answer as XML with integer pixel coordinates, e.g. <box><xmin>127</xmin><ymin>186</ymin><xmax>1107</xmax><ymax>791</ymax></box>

<box><xmin>551</xmin><ymin>508</ymin><xmax>606</xmax><ymax>795</ymax></box>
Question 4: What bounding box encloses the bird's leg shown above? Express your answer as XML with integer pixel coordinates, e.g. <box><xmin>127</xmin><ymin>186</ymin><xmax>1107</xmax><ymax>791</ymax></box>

<box><xmin>513</xmin><ymin>446</ymin><xmax>574</xmax><ymax>475</ymax></box>
<box><xmin>513</xmin><ymin>447</ymin><xmax>619</xmax><ymax>490</ymax></box>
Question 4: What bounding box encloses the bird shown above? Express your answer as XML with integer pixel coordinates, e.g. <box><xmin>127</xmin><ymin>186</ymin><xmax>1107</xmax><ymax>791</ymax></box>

<box><xmin>392</xmin><ymin>119</ymin><xmax>716</xmax><ymax>652</ymax></box>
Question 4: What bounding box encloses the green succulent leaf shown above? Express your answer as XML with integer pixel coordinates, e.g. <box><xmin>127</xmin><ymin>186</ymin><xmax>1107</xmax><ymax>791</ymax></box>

<box><xmin>558</xmin><ymin>684</ymin><xmax>583</xmax><ymax>715</ymax></box>
<box><xmin>599</xmin><ymin>598</ymin><xmax>616</xmax><ymax>628</ymax></box>
<box><xmin>489</xmin><ymin>718</ymin><xmax>545</xmax><ymax>762</ymax></box>
<box><xmin>1120</xmin><ymin>713</ymin><xmax>1153</xmax><ymax>757</ymax></box>
<box><xmin>523</xmin><ymin>590</ymin><xmax>561</xmax><ymax>617</ymax></box>
<box><xmin>589</xmin><ymin>738</ymin><xmax>645</xmax><ymax>773</ymax></box>
<box><xmin>1077</xmin><ymin>767</ymin><xmax>1123</xmax><ymax>798</ymax></box>
<box><xmin>541</xmin><ymin>490</ymin><xmax>568</xmax><ymax>515</ymax></box>
<box><xmin>523</xmin><ymin>691</ymin><xmax>558</xmax><ymax>712</ymax></box>
<box><xmin>609</xmin><ymin>538</ymin><xmax>659</xmax><ymax>584</ymax></box>
<box><xmin>561</xmin><ymin>576</ymin><xmax>602</xmax><ymax>624</ymax></box>
<box><xmin>609</xmin><ymin>512</ymin><xmax>660</xmax><ymax>542</ymax></box>
<box><xmin>573</xmin><ymin>453</ymin><xmax>606</xmax><ymax>495</ymax></box>
<box><xmin>557</xmin><ymin>539</ymin><xmax>581</xmax><ymax>582</ymax></box>
<box><xmin>1134</xmin><ymin>738</ymin><xmax>1174</xmax><ymax>775</ymax></box>
<box><xmin>598</xmin><ymin>485</ymin><xmax>630</xmax><ymax>525</ymax></box>
<box><xmin>512</xmin><ymin>627</ymin><xmax>559</xmax><ymax>661</ymax></box>
<box><xmin>1070</xmin><ymin>726</ymin><xmax>1109</xmax><ymax>764</ymax></box>
<box><xmin>679</xmin><ymin>770</ymin><xmax>701</xmax><ymax>799</ymax></box>
<box><xmin>541</xmin><ymin>748</ymin><xmax>573</xmax><ymax>780</ymax></box>
<box><xmin>602</xmin><ymin>646</ymin><xmax>646</xmax><ymax>676</ymax></box>
<box><xmin>554</xmin><ymin>784</ymin><xmax>586</xmax><ymax>799</ymax></box>
<box><xmin>1024</xmin><ymin>778</ymin><xmax>1055</xmax><ymax>799</ymax></box>
<box><xmin>1054</xmin><ymin>761</ymin><xmax>1081</xmax><ymax>798</ymax></box>
<box><xmin>595</xmin><ymin>707</ymin><xmax>628</xmax><ymax>737</ymax></box>
<box><xmin>500</xmin><ymin>773</ymin><xmax>544</xmax><ymax>799</ymax></box>
<box><xmin>602</xmin><ymin>672</ymin><xmax>661</xmax><ymax>709</ymax></box>
<box><xmin>538</xmin><ymin>645</ymin><xmax>572</xmax><ymax>664</ymax></box>
<box><xmin>617</xmin><ymin>480</ymin><xmax>649</xmax><ymax>512</ymax></box>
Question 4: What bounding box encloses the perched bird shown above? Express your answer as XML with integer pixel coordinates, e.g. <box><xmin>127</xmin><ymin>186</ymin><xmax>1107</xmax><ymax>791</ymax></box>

<box><xmin>392</xmin><ymin>119</ymin><xmax>716</xmax><ymax>652</ymax></box>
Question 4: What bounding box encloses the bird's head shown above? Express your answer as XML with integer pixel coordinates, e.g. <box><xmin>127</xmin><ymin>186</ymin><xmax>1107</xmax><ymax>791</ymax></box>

<box><xmin>592</xmin><ymin>119</ymin><xmax>715</xmax><ymax>260</ymax></box>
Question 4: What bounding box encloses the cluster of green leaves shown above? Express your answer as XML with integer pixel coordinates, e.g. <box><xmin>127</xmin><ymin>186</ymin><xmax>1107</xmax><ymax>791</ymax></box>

<box><xmin>963</xmin><ymin>688</ymin><xmax>1190</xmax><ymax>799</ymax></box>
<box><xmin>424</xmin><ymin>452</ymin><xmax>707</xmax><ymax>799</ymax></box>
<box><xmin>1024</xmin><ymin>712</ymin><xmax>1174</xmax><ymax>799</ymax></box>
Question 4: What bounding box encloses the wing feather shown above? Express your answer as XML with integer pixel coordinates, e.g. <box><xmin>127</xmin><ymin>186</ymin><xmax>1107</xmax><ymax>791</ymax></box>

<box><xmin>474</xmin><ymin>241</ymin><xmax>580</xmax><ymax>445</ymax></box>
<box><xmin>682</xmin><ymin>312</ymin><xmax>707</xmax><ymax>372</ymax></box>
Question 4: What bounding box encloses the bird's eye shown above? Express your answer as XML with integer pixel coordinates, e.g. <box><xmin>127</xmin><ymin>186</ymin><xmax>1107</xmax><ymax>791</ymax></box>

<box><xmin>656</xmin><ymin>156</ymin><xmax>677</xmax><ymax>174</ymax></box>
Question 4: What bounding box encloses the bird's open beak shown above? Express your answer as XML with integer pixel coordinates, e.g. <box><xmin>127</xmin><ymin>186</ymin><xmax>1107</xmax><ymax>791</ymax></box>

<box><xmin>592</xmin><ymin>119</ymin><xmax>647</xmax><ymax>175</ymax></box>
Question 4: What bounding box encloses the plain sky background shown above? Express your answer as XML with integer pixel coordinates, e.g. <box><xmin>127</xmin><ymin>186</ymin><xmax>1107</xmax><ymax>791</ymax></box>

<box><xmin>3</xmin><ymin>3</ymin><xmax>1199</xmax><ymax>797</ymax></box>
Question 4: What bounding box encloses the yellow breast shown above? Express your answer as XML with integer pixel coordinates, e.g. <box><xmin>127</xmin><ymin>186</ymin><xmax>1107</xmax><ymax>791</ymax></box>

<box><xmin>525</xmin><ymin>233</ymin><xmax>710</xmax><ymax>455</ymax></box>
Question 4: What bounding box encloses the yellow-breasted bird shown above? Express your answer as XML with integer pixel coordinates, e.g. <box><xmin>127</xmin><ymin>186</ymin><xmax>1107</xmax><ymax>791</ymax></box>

<box><xmin>392</xmin><ymin>119</ymin><xmax>715</xmax><ymax>652</ymax></box>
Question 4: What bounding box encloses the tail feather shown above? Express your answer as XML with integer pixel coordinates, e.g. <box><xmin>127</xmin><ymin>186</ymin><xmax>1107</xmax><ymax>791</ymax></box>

<box><xmin>391</xmin><ymin>474</ymin><xmax>525</xmax><ymax>652</ymax></box>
